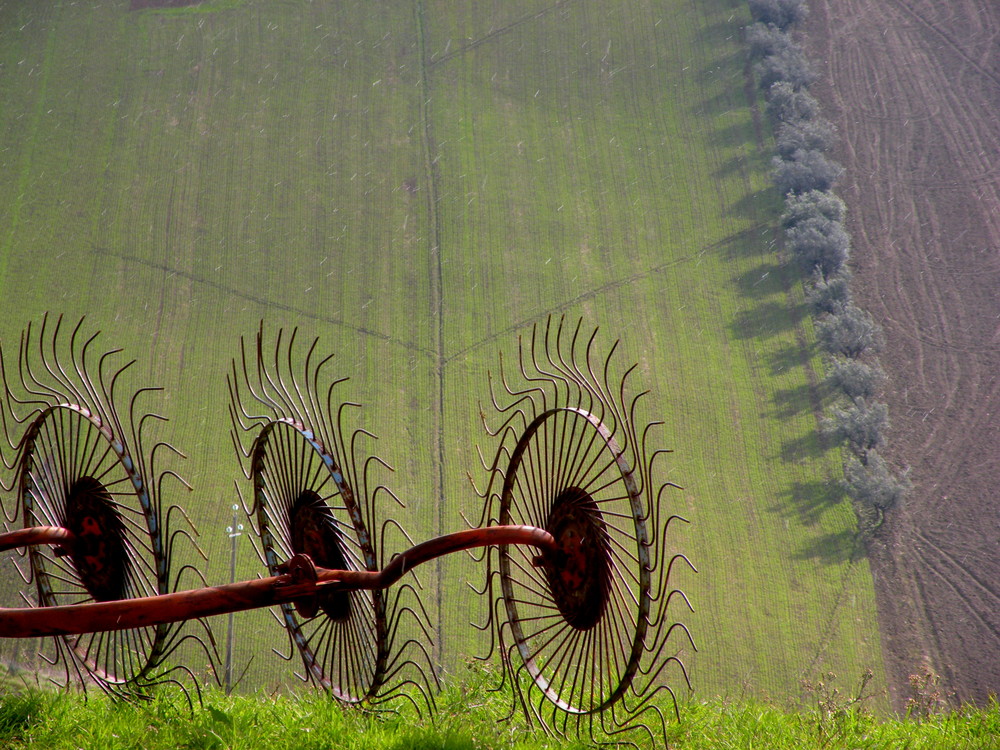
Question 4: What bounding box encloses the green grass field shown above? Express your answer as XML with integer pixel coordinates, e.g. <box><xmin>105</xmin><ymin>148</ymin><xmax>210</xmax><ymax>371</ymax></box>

<box><xmin>0</xmin><ymin>0</ymin><xmax>884</xmax><ymax>707</ymax></box>
<box><xmin>3</xmin><ymin>679</ymin><xmax>1000</xmax><ymax>750</ymax></box>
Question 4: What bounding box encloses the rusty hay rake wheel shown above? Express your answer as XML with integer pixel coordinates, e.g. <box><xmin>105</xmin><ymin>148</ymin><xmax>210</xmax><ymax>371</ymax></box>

<box><xmin>475</xmin><ymin>317</ymin><xmax>697</xmax><ymax>743</ymax></box>
<box><xmin>229</xmin><ymin>324</ymin><xmax>437</xmax><ymax>711</ymax></box>
<box><xmin>0</xmin><ymin>315</ymin><xmax>211</xmax><ymax>698</ymax></box>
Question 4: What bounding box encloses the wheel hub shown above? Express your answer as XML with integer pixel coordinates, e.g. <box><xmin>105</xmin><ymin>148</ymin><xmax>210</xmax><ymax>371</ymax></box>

<box><xmin>289</xmin><ymin>491</ymin><xmax>351</xmax><ymax>621</ymax></box>
<box><xmin>63</xmin><ymin>477</ymin><xmax>128</xmax><ymax>602</ymax></box>
<box><xmin>538</xmin><ymin>486</ymin><xmax>611</xmax><ymax>631</ymax></box>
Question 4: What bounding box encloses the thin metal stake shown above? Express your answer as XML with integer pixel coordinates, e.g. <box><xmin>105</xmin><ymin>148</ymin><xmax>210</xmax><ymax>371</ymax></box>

<box><xmin>224</xmin><ymin>504</ymin><xmax>243</xmax><ymax>694</ymax></box>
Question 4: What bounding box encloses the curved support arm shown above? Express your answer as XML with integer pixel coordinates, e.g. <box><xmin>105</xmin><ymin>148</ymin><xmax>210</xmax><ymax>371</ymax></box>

<box><xmin>0</xmin><ymin>526</ymin><xmax>74</xmax><ymax>554</ymax></box>
<box><xmin>315</xmin><ymin>525</ymin><xmax>556</xmax><ymax>591</ymax></box>
<box><xmin>0</xmin><ymin>525</ymin><xmax>555</xmax><ymax>638</ymax></box>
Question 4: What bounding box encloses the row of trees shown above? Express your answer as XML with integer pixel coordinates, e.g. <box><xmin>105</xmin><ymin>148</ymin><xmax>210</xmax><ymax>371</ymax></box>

<box><xmin>747</xmin><ymin>0</ymin><xmax>909</xmax><ymax>529</ymax></box>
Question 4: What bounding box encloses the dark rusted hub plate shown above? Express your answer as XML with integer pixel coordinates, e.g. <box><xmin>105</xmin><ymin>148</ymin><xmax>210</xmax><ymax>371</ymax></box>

<box><xmin>537</xmin><ymin>487</ymin><xmax>611</xmax><ymax>631</ymax></box>
<box><xmin>63</xmin><ymin>477</ymin><xmax>128</xmax><ymax>603</ymax></box>
<box><xmin>289</xmin><ymin>491</ymin><xmax>351</xmax><ymax>620</ymax></box>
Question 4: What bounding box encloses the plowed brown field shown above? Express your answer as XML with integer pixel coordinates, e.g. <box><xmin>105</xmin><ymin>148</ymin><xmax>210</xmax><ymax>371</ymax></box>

<box><xmin>804</xmin><ymin>0</ymin><xmax>1000</xmax><ymax>710</ymax></box>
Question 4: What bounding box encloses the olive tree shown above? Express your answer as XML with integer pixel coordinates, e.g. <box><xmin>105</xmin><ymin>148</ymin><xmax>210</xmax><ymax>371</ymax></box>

<box><xmin>822</xmin><ymin>400</ymin><xmax>888</xmax><ymax>453</ymax></box>
<box><xmin>776</xmin><ymin>118</ymin><xmax>837</xmax><ymax>157</ymax></box>
<box><xmin>785</xmin><ymin>214</ymin><xmax>851</xmax><ymax>277</ymax></box>
<box><xmin>755</xmin><ymin>43</ymin><xmax>816</xmax><ymax>90</ymax></box>
<box><xmin>782</xmin><ymin>189</ymin><xmax>846</xmax><ymax>227</ymax></box>
<box><xmin>843</xmin><ymin>452</ymin><xmax>909</xmax><ymax>512</ymax></box>
<box><xmin>748</xmin><ymin>0</ymin><xmax>809</xmax><ymax>29</ymax></box>
<box><xmin>816</xmin><ymin>303</ymin><xmax>882</xmax><ymax>358</ymax></box>
<box><xmin>772</xmin><ymin>149</ymin><xmax>844</xmax><ymax>194</ymax></box>
<box><xmin>825</xmin><ymin>358</ymin><xmax>885</xmax><ymax>402</ymax></box>
<box><xmin>767</xmin><ymin>81</ymin><xmax>820</xmax><ymax>123</ymax></box>
<box><xmin>806</xmin><ymin>268</ymin><xmax>853</xmax><ymax>315</ymax></box>
<box><xmin>746</xmin><ymin>22</ymin><xmax>792</xmax><ymax>60</ymax></box>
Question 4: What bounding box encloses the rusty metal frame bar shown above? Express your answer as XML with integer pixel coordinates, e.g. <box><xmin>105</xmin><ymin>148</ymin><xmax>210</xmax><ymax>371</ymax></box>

<box><xmin>0</xmin><ymin>525</ymin><xmax>556</xmax><ymax>638</ymax></box>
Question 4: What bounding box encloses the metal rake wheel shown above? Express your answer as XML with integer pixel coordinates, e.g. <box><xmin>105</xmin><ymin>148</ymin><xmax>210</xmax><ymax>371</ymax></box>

<box><xmin>228</xmin><ymin>324</ymin><xmax>437</xmax><ymax>710</ymax></box>
<box><xmin>474</xmin><ymin>317</ymin><xmax>697</xmax><ymax>743</ymax></box>
<box><xmin>0</xmin><ymin>315</ymin><xmax>211</xmax><ymax>697</ymax></box>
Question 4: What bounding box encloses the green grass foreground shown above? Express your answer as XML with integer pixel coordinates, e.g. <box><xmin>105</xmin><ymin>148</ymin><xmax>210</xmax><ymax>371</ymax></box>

<box><xmin>1</xmin><ymin>679</ymin><xmax>998</xmax><ymax>750</ymax></box>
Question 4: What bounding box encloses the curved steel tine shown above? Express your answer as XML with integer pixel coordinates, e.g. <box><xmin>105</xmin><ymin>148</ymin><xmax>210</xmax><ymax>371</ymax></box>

<box><xmin>666</xmin><ymin>553</ymin><xmax>698</xmax><ymax>580</ymax></box>
<box><xmin>98</xmin><ymin>351</ymin><xmax>137</xmax><ymax>439</ymax></box>
<box><xmin>266</xmin><ymin>328</ymin><xmax>299</xmax><ymax>421</ymax></box>
<box><xmin>239</xmin><ymin>324</ymin><xmax>276</xmax><ymax>413</ymax></box>
<box><xmin>226</xmin><ymin>371</ymin><xmax>256</xmax><ymax>434</ymax></box>
<box><xmin>231</xmin><ymin>481</ymin><xmax>254</xmax><ymax>525</ymax></box>
<box><xmin>37</xmin><ymin>314</ymin><xmax>74</xmax><ymax>402</ymax></box>
<box><xmin>153</xmin><ymin>453</ymin><xmax>192</xmax><ymax>491</ymax></box>
<box><xmin>77</xmin><ymin>325</ymin><xmax>120</xmax><ymax>418</ymax></box>
<box><xmin>20</xmin><ymin>320</ymin><xmax>55</xmax><ymax>402</ymax></box>
<box><xmin>234</xmin><ymin>334</ymin><xmax>270</xmax><ymax>420</ymax></box>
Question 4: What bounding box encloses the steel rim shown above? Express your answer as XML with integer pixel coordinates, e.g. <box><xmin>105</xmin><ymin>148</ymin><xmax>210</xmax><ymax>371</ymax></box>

<box><xmin>251</xmin><ymin>418</ymin><xmax>386</xmax><ymax>703</ymax></box>
<box><xmin>21</xmin><ymin>404</ymin><xmax>167</xmax><ymax>686</ymax></box>
<box><xmin>499</xmin><ymin>406</ymin><xmax>650</xmax><ymax>715</ymax></box>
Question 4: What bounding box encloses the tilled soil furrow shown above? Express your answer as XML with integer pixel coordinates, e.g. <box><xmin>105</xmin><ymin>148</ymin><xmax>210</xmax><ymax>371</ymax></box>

<box><xmin>806</xmin><ymin>0</ymin><xmax>1000</xmax><ymax>707</ymax></box>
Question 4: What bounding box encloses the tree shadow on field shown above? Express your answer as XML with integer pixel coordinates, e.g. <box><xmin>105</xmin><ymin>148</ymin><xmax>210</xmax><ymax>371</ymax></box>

<box><xmin>793</xmin><ymin>528</ymin><xmax>861</xmax><ymax>565</ymax></box>
<box><xmin>778</xmin><ymin>431</ymin><xmax>825</xmax><ymax>464</ymax></box>
<box><xmin>729</xmin><ymin>262</ymin><xmax>810</xmax><ymax>349</ymax></box>
<box><xmin>767</xmin><ymin>342</ymin><xmax>807</xmax><ymax>377</ymax></box>
<box><xmin>717</xmin><ymin>226</ymin><xmax>776</xmax><ymax>261</ymax></box>
<box><xmin>769</xmin><ymin>381</ymin><xmax>814</xmax><ymax>419</ymax></box>
<box><xmin>731</xmin><ymin>261</ymin><xmax>785</xmax><ymax>295</ymax></box>
<box><xmin>697</xmin><ymin>0</ymin><xmax>745</xmax><ymax>14</ymax></box>
<box><xmin>697</xmin><ymin>73</ymin><xmax>750</xmax><ymax>116</ymax></box>
<box><xmin>727</xmin><ymin>188</ymin><xmax>781</xmax><ymax>223</ymax></box>
<box><xmin>708</xmin><ymin>119</ymin><xmax>758</xmax><ymax>150</ymax></box>
<box><xmin>730</xmin><ymin>300</ymin><xmax>805</xmax><ymax>340</ymax></box>
<box><xmin>773</xmin><ymin>479</ymin><xmax>845</xmax><ymax>527</ymax></box>
<box><xmin>712</xmin><ymin>153</ymin><xmax>752</xmax><ymax>183</ymax></box>
<box><xmin>696</xmin><ymin>20</ymin><xmax>747</xmax><ymax>50</ymax></box>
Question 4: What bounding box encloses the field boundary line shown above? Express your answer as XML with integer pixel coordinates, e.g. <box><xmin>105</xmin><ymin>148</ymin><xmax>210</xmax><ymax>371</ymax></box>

<box><xmin>89</xmin><ymin>245</ymin><xmax>435</xmax><ymax>357</ymax></box>
<box><xmin>799</xmin><ymin>531</ymin><xmax>869</xmax><ymax>680</ymax></box>
<box><xmin>445</xmin><ymin>225</ymin><xmax>768</xmax><ymax>363</ymax></box>
<box><xmin>427</xmin><ymin>0</ymin><xmax>579</xmax><ymax>69</ymax></box>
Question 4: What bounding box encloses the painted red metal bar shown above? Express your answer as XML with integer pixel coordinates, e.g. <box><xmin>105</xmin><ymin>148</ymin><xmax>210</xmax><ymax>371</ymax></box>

<box><xmin>0</xmin><ymin>526</ymin><xmax>74</xmax><ymax>554</ymax></box>
<box><xmin>0</xmin><ymin>525</ymin><xmax>556</xmax><ymax>638</ymax></box>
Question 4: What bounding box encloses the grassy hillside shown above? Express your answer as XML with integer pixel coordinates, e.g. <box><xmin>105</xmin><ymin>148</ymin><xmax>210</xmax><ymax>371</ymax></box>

<box><xmin>0</xmin><ymin>0</ymin><xmax>884</xmax><ymax>705</ymax></box>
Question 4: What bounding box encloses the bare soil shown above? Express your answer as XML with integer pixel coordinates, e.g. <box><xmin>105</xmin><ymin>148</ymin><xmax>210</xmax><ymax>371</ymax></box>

<box><xmin>804</xmin><ymin>0</ymin><xmax>1000</xmax><ymax>710</ymax></box>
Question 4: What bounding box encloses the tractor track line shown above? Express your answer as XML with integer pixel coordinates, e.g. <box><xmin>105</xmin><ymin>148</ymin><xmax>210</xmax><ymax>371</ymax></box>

<box><xmin>916</xmin><ymin>551</ymin><xmax>1000</xmax><ymax>645</ymax></box>
<box><xmin>888</xmin><ymin>0</ymin><xmax>1000</xmax><ymax>92</ymax></box>
<box><xmin>914</xmin><ymin>531</ymin><xmax>1000</xmax><ymax>609</ymax></box>
<box><xmin>413</xmin><ymin>0</ymin><xmax>447</xmax><ymax>675</ymax></box>
<box><xmin>444</xmin><ymin>225</ymin><xmax>769</xmax><ymax>363</ymax></box>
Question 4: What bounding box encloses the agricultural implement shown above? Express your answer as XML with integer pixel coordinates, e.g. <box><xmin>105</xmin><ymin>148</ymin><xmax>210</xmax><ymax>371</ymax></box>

<box><xmin>0</xmin><ymin>314</ymin><xmax>695</xmax><ymax>743</ymax></box>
